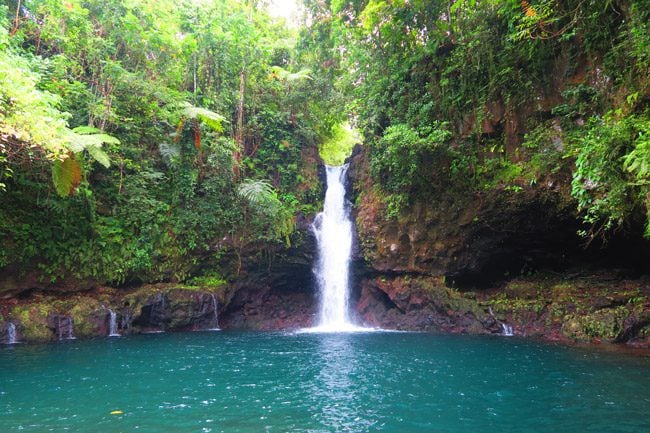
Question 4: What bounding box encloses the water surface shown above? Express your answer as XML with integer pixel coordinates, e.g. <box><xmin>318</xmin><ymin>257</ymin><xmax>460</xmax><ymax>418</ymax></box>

<box><xmin>1</xmin><ymin>332</ymin><xmax>649</xmax><ymax>432</ymax></box>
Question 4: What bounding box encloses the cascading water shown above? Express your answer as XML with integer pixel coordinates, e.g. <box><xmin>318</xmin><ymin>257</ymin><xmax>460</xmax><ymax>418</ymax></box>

<box><xmin>209</xmin><ymin>294</ymin><xmax>220</xmax><ymax>330</ymax></box>
<box><xmin>58</xmin><ymin>316</ymin><xmax>75</xmax><ymax>340</ymax></box>
<box><xmin>6</xmin><ymin>322</ymin><xmax>18</xmax><ymax>344</ymax></box>
<box><xmin>501</xmin><ymin>323</ymin><xmax>514</xmax><ymax>337</ymax></box>
<box><xmin>108</xmin><ymin>309</ymin><xmax>121</xmax><ymax>337</ymax></box>
<box><xmin>310</xmin><ymin>165</ymin><xmax>361</xmax><ymax>332</ymax></box>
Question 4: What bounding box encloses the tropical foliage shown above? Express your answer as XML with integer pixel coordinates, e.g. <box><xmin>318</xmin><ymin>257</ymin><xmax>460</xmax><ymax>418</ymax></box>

<box><xmin>301</xmin><ymin>0</ymin><xmax>649</xmax><ymax>238</ymax></box>
<box><xmin>1</xmin><ymin>0</ymin><xmax>648</xmax><ymax>288</ymax></box>
<box><xmin>0</xmin><ymin>0</ymin><xmax>327</xmax><ymax>283</ymax></box>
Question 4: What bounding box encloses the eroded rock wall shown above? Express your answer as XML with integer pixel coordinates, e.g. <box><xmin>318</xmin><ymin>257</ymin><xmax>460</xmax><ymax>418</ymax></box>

<box><xmin>346</xmin><ymin>144</ymin><xmax>650</xmax><ymax>347</ymax></box>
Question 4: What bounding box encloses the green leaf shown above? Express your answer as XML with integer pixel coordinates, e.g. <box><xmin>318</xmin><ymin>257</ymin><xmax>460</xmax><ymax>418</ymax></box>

<box><xmin>52</xmin><ymin>156</ymin><xmax>82</xmax><ymax>197</ymax></box>
<box><xmin>86</xmin><ymin>145</ymin><xmax>111</xmax><ymax>168</ymax></box>
<box><xmin>180</xmin><ymin>102</ymin><xmax>227</xmax><ymax>133</ymax></box>
<box><xmin>72</xmin><ymin>126</ymin><xmax>102</xmax><ymax>135</ymax></box>
<box><xmin>65</xmin><ymin>131</ymin><xmax>118</xmax><ymax>167</ymax></box>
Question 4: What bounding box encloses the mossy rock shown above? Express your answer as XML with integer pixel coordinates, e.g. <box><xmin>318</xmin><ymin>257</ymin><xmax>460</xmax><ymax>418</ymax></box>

<box><xmin>562</xmin><ymin>306</ymin><xmax>631</xmax><ymax>342</ymax></box>
<box><xmin>10</xmin><ymin>302</ymin><xmax>56</xmax><ymax>342</ymax></box>
<box><xmin>68</xmin><ymin>298</ymin><xmax>105</xmax><ymax>338</ymax></box>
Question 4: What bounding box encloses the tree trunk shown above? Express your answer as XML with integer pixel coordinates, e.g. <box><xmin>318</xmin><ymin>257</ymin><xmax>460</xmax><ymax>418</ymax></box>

<box><xmin>234</xmin><ymin>60</ymin><xmax>246</xmax><ymax>179</ymax></box>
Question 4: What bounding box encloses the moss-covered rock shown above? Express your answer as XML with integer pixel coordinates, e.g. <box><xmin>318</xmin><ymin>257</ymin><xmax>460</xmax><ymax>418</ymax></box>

<box><xmin>562</xmin><ymin>306</ymin><xmax>630</xmax><ymax>342</ymax></box>
<box><xmin>357</xmin><ymin>275</ymin><xmax>499</xmax><ymax>333</ymax></box>
<box><xmin>0</xmin><ymin>283</ymin><xmax>230</xmax><ymax>342</ymax></box>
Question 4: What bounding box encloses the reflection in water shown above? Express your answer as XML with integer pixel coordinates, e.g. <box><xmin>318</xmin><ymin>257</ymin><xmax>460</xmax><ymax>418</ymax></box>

<box><xmin>310</xmin><ymin>334</ymin><xmax>376</xmax><ymax>432</ymax></box>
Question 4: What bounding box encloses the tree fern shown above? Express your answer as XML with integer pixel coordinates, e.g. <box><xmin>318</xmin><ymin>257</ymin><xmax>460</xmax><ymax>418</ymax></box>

<box><xmin>179</xmin><ymin>102</ymin><xmax>227</xmax><ymax>133</ymax></box>
<box><xmin>269</xmin><ymin>66</ymin><xmax>312</xmax><ymax>82</ymax></box>
<box><xmin>237</xmin><ymin>179</ymin><xmax>280</xmax><ymax>213</ymax></box>
<box><xmin>52</xmin><ymin>155</ymin><xmax>82</xmax><ymax>197</ymax></box>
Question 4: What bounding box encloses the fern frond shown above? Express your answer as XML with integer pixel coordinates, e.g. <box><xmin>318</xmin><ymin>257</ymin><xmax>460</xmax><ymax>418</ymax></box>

<box><xmin>159</xmin><ymin>142</ymin><xmax>180</xmax><ymax>161</ymax></box>
<box><xmin>269</xmin><ymin>66</ymin><xmax>312</xmax><ymax>82</ymax></box>
<box><xmin>52</xmin><ymin>155</ymin><xmax>82</xmax><ymax>197</ymax></box>
<box><xmin>65</xmin><ymin>130</ymin><xmax>118</xmax><ymax>168</ymax></box>
<box><xmin>238</xmin><ymin>179</ymin><xmax>276</xmax><ymax>205</ymax></box>
<box><xmin>180</xmin><ymin>102</ymin><xmax>227</xmax><ymax>133</ymax></box>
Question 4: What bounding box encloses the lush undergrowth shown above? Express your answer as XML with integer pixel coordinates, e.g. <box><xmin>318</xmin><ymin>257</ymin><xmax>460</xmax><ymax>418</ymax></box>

<box><xmin>1</xmin><ymin>0</ymin><xmax>648</xmax><ymax>291</ymax></box>
<box><xmin>0</xmin><ymin>0</ymin><xmax>340</xmax><ymax>287</ymax></box>
<box><xmin>305</xmin><ymin>0</ymin><xmax>649</xmax><ymax>238</ymax></box>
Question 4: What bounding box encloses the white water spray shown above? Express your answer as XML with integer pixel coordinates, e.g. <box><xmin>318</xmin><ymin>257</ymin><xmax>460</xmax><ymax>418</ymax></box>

<box><xmin>488</xmin><ymin>307</ymin><xmax>514</xmax><ymax>337</ymax></box>
<box><xmin>208</xmin><ymin>294</ymin><xmax>220</xmax><ymax>330</ymax></box>
<box><xmin>310</xmin><ymin>165</ymin><xmax>363</xmax><ymax>332</ymax></box>
<box><xmin>6</xmin><ymin>322</ymin><xmax>18</xmax><ymax>344</ymax></box>
<box><xmin>108</xmin><ymin>309</ymin><xmax>121</xmax><ymax>337</ymax></box>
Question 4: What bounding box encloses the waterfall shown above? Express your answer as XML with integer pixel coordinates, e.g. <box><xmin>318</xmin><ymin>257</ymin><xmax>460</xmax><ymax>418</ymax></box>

<box><xmin>209</xmin><ymin>294</ymin><xmax>220</xmax><ymax>330</ymax></box>
<box><xmin>488</xmin><ymin>307</ymin><xmax>514</xmax><ymax>337</ymax></box>
<box><xmin>58</xmin><ymin>316</ymin><xmax>75</xmax><ymax>340</ymax></box>
<box><xmin>6</xmin><ymin>322</ymin><xmax>17</xmax><ymax>344</ymax></box>
<box><xmin>311</xmin><ymin>165</ymin><xmax>360</xmax><ymax>332</ymax></box>
<box><xmin>108</xmin><ymin>309</ymin><xmax>121</xmax><ymax>337</ymax></box>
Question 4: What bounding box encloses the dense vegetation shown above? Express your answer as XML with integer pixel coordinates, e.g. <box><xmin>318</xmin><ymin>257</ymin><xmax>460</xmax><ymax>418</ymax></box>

<box><xmin>304</xmin><ymin>0</ymin><xmax>649</xmax><ymax>236</ymax></box>
<box><xmin>1</xmin><ymin>0</ymin><xmax>648</xmax><ymax>289</ymax></box>
<box><xmin>0</xmin><ymin>0</ymin><xmax>339</xmax><ymax>285</ymax></box>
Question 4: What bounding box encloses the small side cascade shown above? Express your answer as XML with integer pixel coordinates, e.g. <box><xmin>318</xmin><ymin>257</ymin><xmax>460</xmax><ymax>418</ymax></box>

<box><xmin>209</xmin><ymin>293</ymin><xmax>220</xmax><ymax>330</ymax></box>
<box><xmin>501</xmin><ymin>323</ymin><xmax>514</xmax><ymax>337</ymax></box>
<box><xmin>488</xmin><ymin>307</ymin><xmax>514</xmax><ymax>337</ymax></box>
<box><xmin>108</xmin><ymin>309</ymin><xmax>121</xmax><ymax>337</ymax></box>
<box><xmin>5</xmin><ymin>322</ymin><xmax>18</xmax><ymax>344</ymax></box>
<box><xmin>57</xmin><ymin>316</ymin><xmax>75</xmax><ymax>340</ymax></box>
<box><xmin>197</xmin><ymin>293</ymin><xmax>220</xmax><ymax>331</ymax></box>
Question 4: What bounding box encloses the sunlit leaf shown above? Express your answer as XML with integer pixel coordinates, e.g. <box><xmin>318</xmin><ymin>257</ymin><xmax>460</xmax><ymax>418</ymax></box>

<box><xmin>52</xmin><ymin>155</ymin><xmax>82</xmax><ymax>197</ymax></box>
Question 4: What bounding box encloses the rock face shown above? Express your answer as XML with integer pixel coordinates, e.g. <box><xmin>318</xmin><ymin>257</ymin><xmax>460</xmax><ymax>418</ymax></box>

<box><xmin>349</xmin><ymin>147</ymin><xmax>648</xmax><ymax>287</ymax></box>
<box><xmin>220</xmin><ymin>281</ymin><xmax>316</xmax><ymax>330</ymax></box>
<box><xmin>345</xmin><ymin>144</ymin><xmax>650</xmax><ymax>347</ymax></box>
<box><xmin>0</xmin><ymin>285</ymin><xmax>227</xmax><ymax>342</ymax></box>
<box><xmin>219</xmin><ymin>225</ymin><xmax>319</xmax><ymax>330</ymax></box>
<box><xmin>357</xmin><ymin>276</ymin><xmax>500</xmax><ymax>334</ymax></box>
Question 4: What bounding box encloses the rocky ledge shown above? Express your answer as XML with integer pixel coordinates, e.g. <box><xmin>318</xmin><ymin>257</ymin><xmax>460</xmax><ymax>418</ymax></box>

<box><xmin>2</xmin><ymin>271</ymin><xmax>650</xmax><ymax>349</ymax></box>
<box><xmin>355</xmin><ymin>272</ymin><xmax>650</xmax><ymax>347</ymax></box>
<box><xmin>0</xmin><ymin>284</ymin><xmax>226</xmax><ymax>343</ymax></box>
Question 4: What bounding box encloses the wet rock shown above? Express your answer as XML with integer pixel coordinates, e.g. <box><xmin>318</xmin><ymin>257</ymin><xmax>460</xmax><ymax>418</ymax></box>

<box><xmin>47</xmin><ymin>314</ymin><xmax>74</xmax><ymax>340</ymax></box>
<box><xmin>0</xmin><ymin>284</ymin><xmax>228</xmax><ymax>342</ymax></box>
<box><xmin>131</xmin><ymin>292</ymin><xmax>169</xmax><ymax>331</ymax></box>
<box><xmin>221</xmin><ymin>282</ymin><xmax>316</xmax><ymax>330</ymax></box>
<box><xmin>356</xmin><ymin>276</ymin><xmax>498</xmax><ymax>333</ymax></box>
